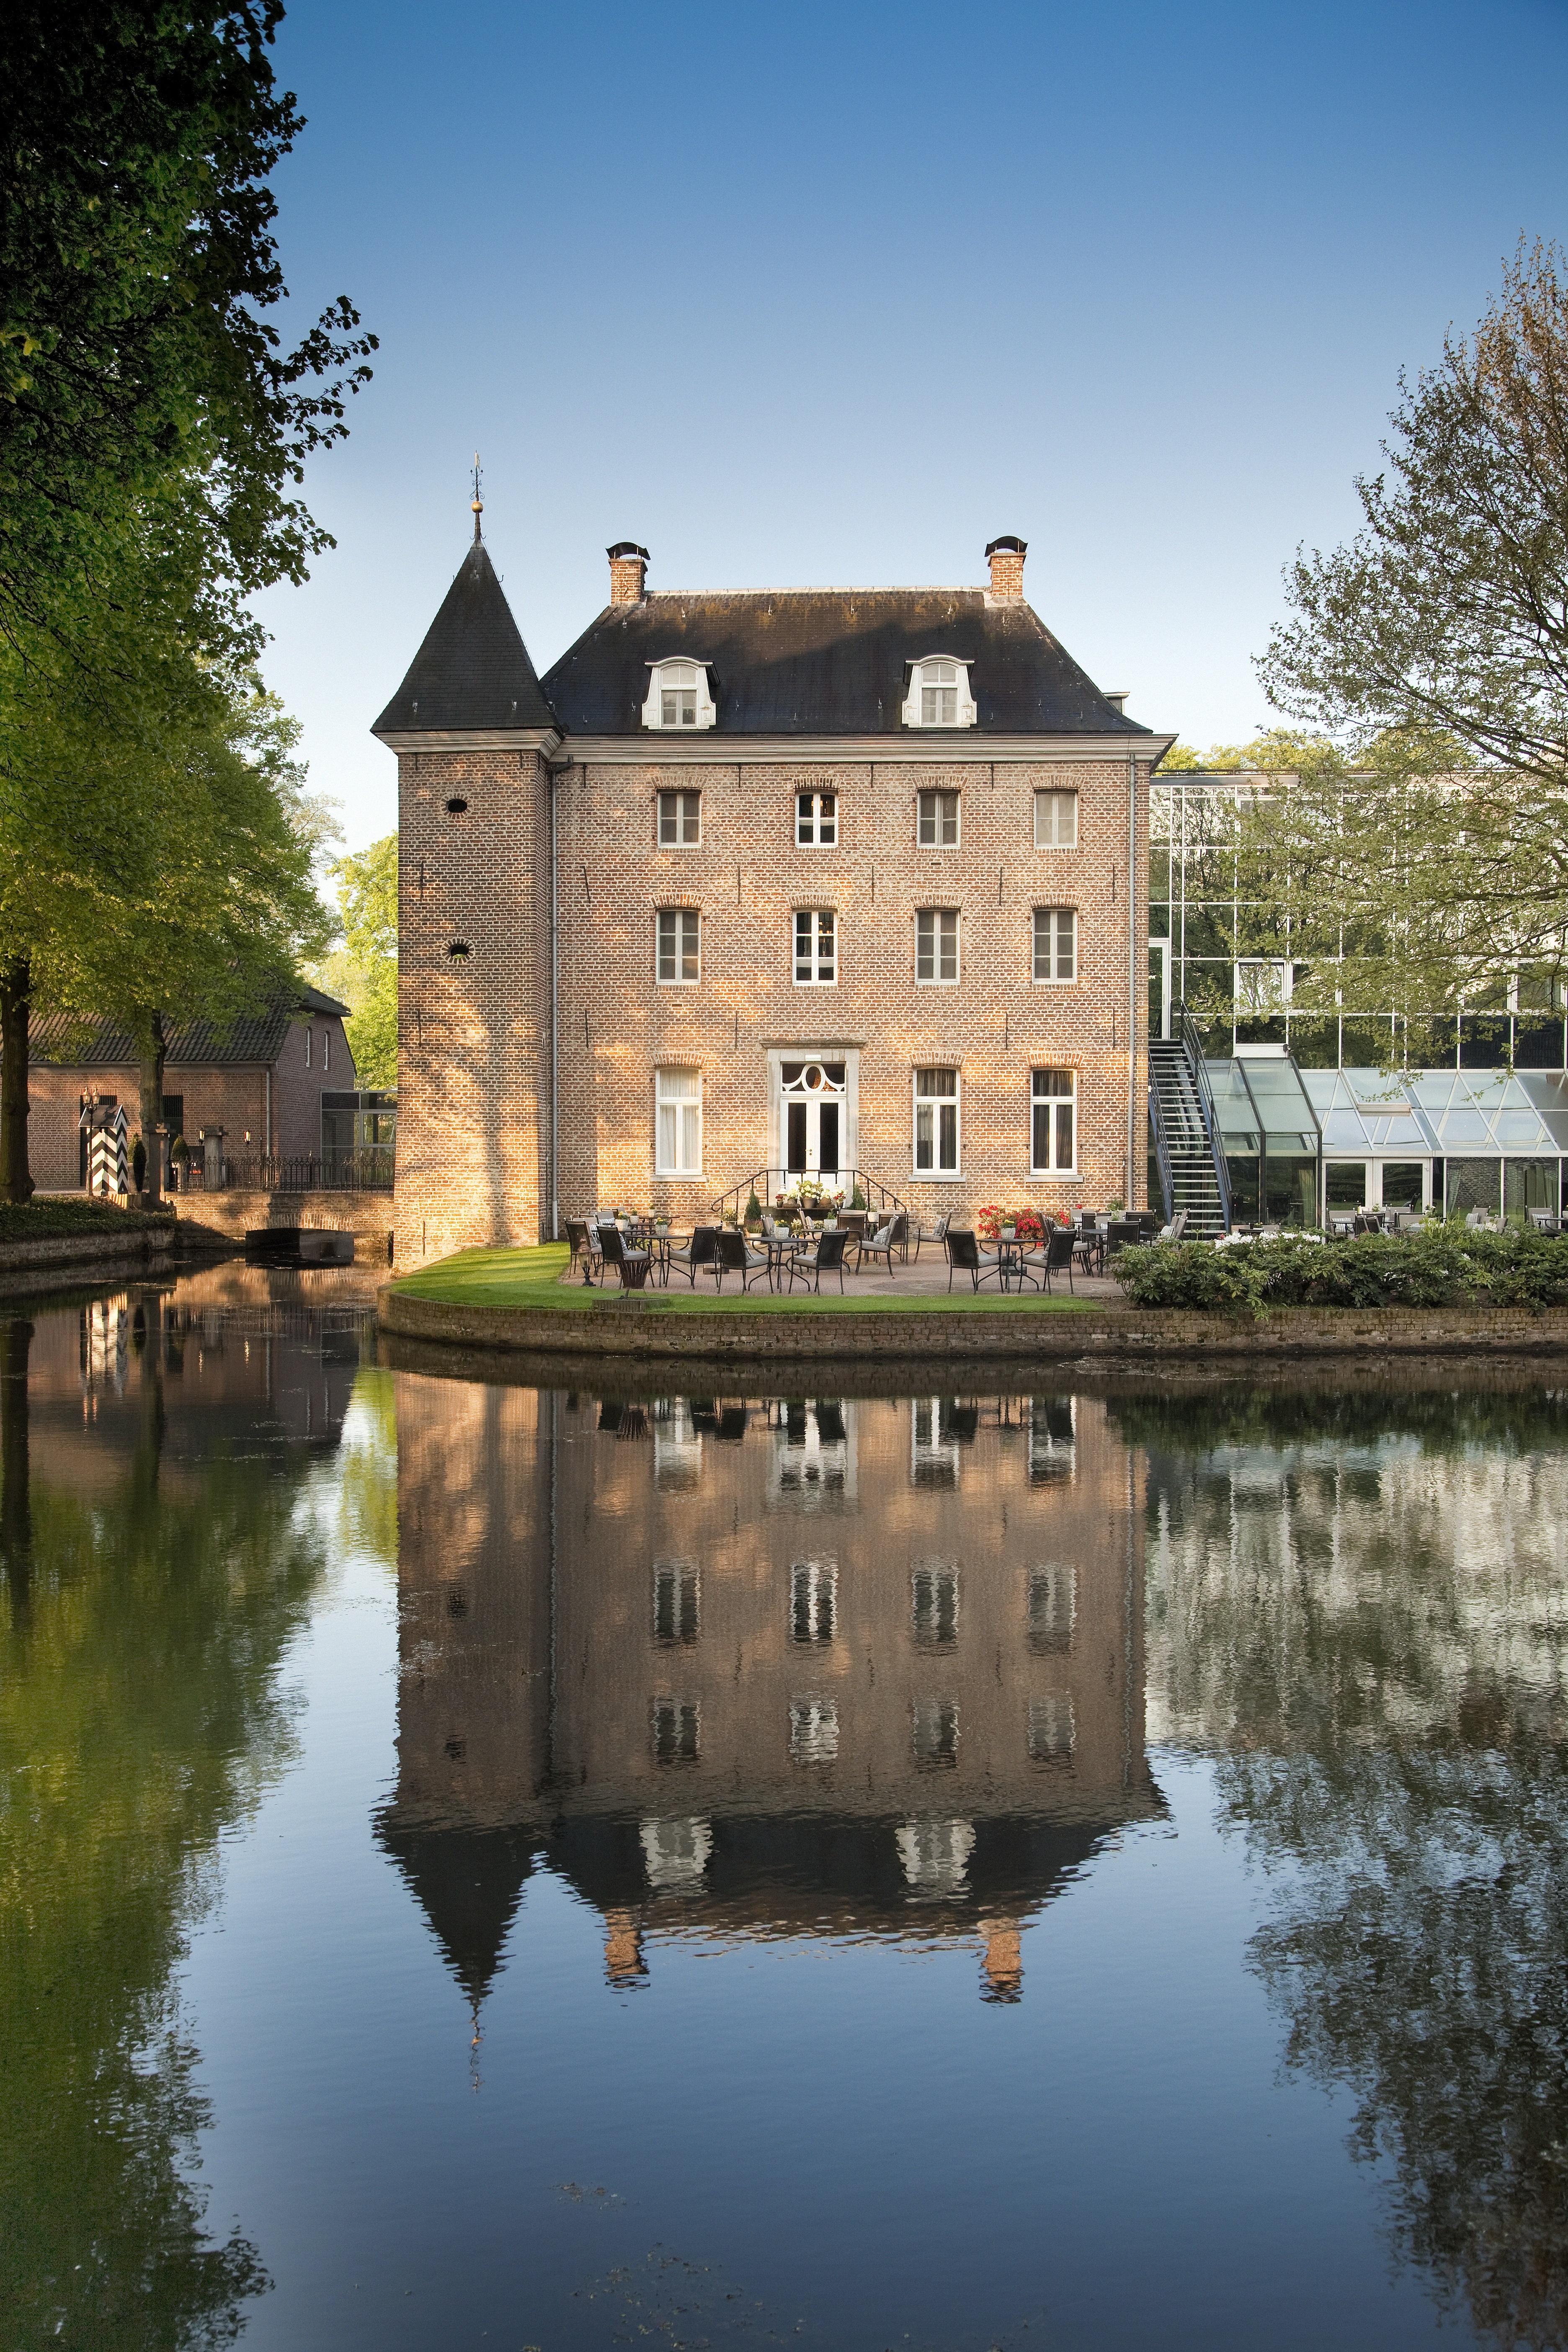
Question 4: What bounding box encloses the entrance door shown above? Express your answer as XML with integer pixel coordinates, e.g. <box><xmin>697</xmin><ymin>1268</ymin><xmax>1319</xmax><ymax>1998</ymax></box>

<box><xmin>1148</xmin><ymin>940</ymin><xmax>1171</xmax><ymax>1040</ymax></box>
<box><xmin>781</xmin><ymin>1060</ymin><xmax>846</xmax><ymax>1176</ymax></box>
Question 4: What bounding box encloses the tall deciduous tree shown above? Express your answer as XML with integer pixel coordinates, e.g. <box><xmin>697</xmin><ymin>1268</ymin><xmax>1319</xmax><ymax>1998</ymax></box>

<box><xmin>322</xmin><ymin>834</ymin><xmax>397</xmax><ymax>1092</ymax></box>
<box><xmin>1257</xmin><ymin>242</ymin><xmax>1568</xmax><ymax>1011</ymax></box>
<box><xmin>0</xmin><ymin>0</ymin><xmax>374</xmax><ymax>658</ymax></box>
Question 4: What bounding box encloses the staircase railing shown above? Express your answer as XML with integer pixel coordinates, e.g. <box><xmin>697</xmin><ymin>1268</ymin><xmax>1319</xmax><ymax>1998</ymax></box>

<box><xmin>708</xmin><ymin>1166</ymin><xmax>905</xmax><ymax>1222</ymax></box>
<box><xmin>1148</xmin><ymin>1078</ymin><xmax>1176</xmax><ymax>1225</ymax></box>
<box><xmin>1173</xmin><ymin>1002</ymin><xmax>1233</xmax><ymax>1230</ymax></box>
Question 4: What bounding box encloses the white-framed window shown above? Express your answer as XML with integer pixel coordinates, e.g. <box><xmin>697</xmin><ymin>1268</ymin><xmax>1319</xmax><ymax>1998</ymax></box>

<box><xmin>917</xmin><ymin>789</ymin><xmax>960</xmax><ymax>846</ymax></box>
<box><xmin>1034</xmin><ymin>789</ymin><xmax>1078</xmax><ymax>847</ymax></box>
<box><xmin>789</xmin><ymin>1696</ymin><xmax>839</xmax><ymax>1764</ymax></box>
<box><xmin>1236</xmin><ymin>957</ymin><xmax>1294</xmax><ymax>1011</ymax></box>
<box><xmin>653</xmin><ymin>1560</ymin><xmax>700</xmax><ymax>1645</ymax></box>
<box><xmin>912</xmin><ymin>1697</ymin><xmax>959</xmax><ymax>1768</ymax></box>
<box><xmin>902</xmin><ymin>657</ymin><xmax>977</xmax><ymax>729</ymax></box>
<box><xmin>658</xmin><ymin>789</ymin><xmax>701</xmax><ymax>845</ymax></box>
<box><xmin>655</xmin><ymin>1067</ymin><xmax>702</xmax><ymax>1175</ymax></box>
<box><xmin>916</xmin><ymin>907</ymin><xmax>959</xmax><ymax>984</ymax></box>
<box><xmin>914</xmin><ymin>1066</ymin><xmax>960</xmax><ymax>1176</ymax></box>
<box><xmin>1031</xmin><ymin>1068</ymin><xmax>1076</xmax><ymax>1174</ymax></box>
<box><xmin>1028</xmin><ymin>1565</ymin><xmax>1076</xmax><ymax>1656</ymax></box>
<box><xmin>790</xmin><ymin>1558</ymin><xmax>837</xmax><ymax>1644</ymax></box>
<box><xmin>642</xmin><ymin>658</ymin><xmax>717</xmax><ymax>731</ymax></box>
<box><xmin>652</xmin><ymin>1696</ymin><xmax>701</xmax><ymax>1765</ymax></box>
<box><xmin>797</xmin><ymin>791</ymin><xmax>837</xmax><ymax>846</ymax></box>
<box><xmin>912</xmin><ymin>1562</ymin><xmax>959</xmax><ymax>1647</ymax></box>
<box><xmin>794</xmin><ymin>908</ymin><xmax>837</xmax><ymax>985</ymax></box>
<box><xmin>1028</xmin><ymin>1693</ymin><xmax>1075</xmax><ymax>1767</ymax></box>
<box><xmin>656</xmin><ymin>906</ymin><xmax>700</xmax><ymax>983</ymax></box>
<box><xmin>1033</xmin><ymin>905</ymin><xmax>1076</xmax><ymax>983</ymax></box>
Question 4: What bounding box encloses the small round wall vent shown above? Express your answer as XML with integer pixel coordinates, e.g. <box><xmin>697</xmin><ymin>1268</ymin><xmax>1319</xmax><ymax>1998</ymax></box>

<box><xmin>448</xmin><ymin>941</ymin><xmax>470</xmax><ymax>959</ymax></box>
<box><xmin>446</xmin><ymin>796</ymin><xmax>468</xmax><ymax>814</ymax></box>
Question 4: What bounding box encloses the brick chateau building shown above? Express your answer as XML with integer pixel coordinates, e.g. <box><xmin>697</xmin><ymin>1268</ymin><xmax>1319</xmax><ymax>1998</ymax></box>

<box><xmin>374</xmin><ymin>529</ymin><xmax>1170</xmax><ymax>1261</ymax></box>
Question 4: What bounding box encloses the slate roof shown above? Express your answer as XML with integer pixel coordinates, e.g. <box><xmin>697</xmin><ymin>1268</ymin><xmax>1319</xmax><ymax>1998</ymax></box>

<box><xmin>30</xmin><ymin>985</ymin><xmax>351</xmax><ymax>1070</ymax></box>
<box><xmin>540</xmin><ymin>588</ymin><xmax>1150</xmax><ymax>738</ymax></box>
<box><xmin>372</xmin><ymin>541</ymin><xmax>557</xmax><ymax>735</ymax></box>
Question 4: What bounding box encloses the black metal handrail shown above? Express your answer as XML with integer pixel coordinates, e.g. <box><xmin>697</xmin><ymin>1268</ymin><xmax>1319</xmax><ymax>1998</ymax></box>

<box><xmin>1148</xmin><ymin>1078</ymin><xmax>1175</xmax><ymax>1225</ymax></box>
<box><xmin>1172</xmin><ymin>1002</ymin><xmax>1233</xmax><ymax>1230</ymax></box>
<box><xmin>708</xmin><ymin>1166</ymin><xmax>905</xmax><ymax>1222</ymax></box>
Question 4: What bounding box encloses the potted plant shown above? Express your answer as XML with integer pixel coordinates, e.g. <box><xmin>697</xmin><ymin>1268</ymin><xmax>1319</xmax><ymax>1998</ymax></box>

<box><xmin>1016</xmin><ymin>1208</ymin><xmax>1045</xmax><ymax>1245</ymax></box>
<box><xmin>745</xmin><ymin>1188</ymin><xmax>762</xmax><ymax>1230</ymax></box>
<box><xmin>851</xmin><ymin>1182</ymin><xmax>867</xmax><ymax>1210</ymax></box>
<box><xmin>976</xmin><ymin>1203</ymin><xmax>1004</xmax><ymax>1244</ymax></box>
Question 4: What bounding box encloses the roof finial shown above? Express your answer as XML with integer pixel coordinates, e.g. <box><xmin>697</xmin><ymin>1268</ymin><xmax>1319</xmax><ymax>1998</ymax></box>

<box><xmin>471</xmin><ymin>451</ymin><xmax>483</xmax><ymax>543</ymax></box>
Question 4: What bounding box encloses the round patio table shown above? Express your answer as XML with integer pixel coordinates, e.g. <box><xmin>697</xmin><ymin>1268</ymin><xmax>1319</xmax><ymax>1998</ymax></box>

<box><xmin>995</xmin><ymin>1238</ymin><xmax>1041</xmax><ymax>1292</ymax></box>
<box><xmin>762</xmin><ymin>1233</ymin><xmax>800</xmax><ymax>1290</ymax></box>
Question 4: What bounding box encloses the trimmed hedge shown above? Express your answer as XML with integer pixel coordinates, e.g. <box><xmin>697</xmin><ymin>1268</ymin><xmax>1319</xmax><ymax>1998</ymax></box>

<box><xmin>1112</xmin><ymin>1227</ymin><xmax>1568</xmax><ymax>1313</ymax></box>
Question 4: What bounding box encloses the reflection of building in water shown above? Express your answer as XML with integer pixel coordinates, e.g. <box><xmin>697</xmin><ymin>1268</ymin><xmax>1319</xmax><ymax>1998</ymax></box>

<box><xmin>23</xmin><ymin>1266</ymin><xmax>360</xmax><ymax>1500</ymax></box>
<box><xmin>377</xmin><ymin>1380</ymin><xmax>1161</xmax><ymax>2011</ymax></box>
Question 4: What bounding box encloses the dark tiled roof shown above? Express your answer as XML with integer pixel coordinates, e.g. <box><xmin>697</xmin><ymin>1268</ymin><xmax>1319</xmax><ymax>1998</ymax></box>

<box><xmin>540</xmin><ymin>588</ymin><xmax>1150</xmax><ymax>738</ymax></box>
<box><xmin>30</xmin><ymin>987</ymin><xmax>348</xmax><ymax>1070</ymax></box>
<box><xmin>373</xmin><ymin>542</ymin><xmax>557</xmax><ymax>735</ymax></box>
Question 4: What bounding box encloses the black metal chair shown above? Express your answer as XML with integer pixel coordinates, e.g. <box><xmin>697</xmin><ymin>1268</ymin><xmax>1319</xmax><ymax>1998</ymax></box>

<box><xmin>946</xmin><ymin>1228</ymin><xmax>1003</xmax><ymax>1291</ymax></box>
<box><xmin>1105</xmin><ymin>1218</ymin><xmax>1142</xmax><ymax>1256</ymax></box>
<box><xmin>857</xmin><ymin>1214</ymin><xmax>903</xmax><ymax>1276</ymax></box>
<box><xmin>909</xmin><ymin>1211</ymin><xmax>948</xmax><ymax>1264</ymax></box>
<box><xmin>665</xmin><ymin>1225</ymin><xmax>721</xmax><ymax>1288</ymax></box>
<box><xmin>789</xmin><ymin>1228</ymin><xmax>848</xmax><ymax>1293</ymax></box>
<box><xmin>1041</xmin><ymin>1224</ymin><xmax>1078</xmax><ymax>1293</ymax></box>
<box><xmin>598</xmin><ymin>1221</ymin><xmax>652</xmax><ymax>1289</ymax></box>
<box><xmin>716</xmin><ymin>1226</ymin><xmax>771</xmax><ymax>1292</ymax></box>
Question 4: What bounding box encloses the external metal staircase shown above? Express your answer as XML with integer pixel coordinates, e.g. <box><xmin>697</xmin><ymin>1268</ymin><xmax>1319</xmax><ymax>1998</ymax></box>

<box><xmin>1148</xmin><ymin>1009</ymin><xmax>1230</xmax><ymax>1238</ymax></box>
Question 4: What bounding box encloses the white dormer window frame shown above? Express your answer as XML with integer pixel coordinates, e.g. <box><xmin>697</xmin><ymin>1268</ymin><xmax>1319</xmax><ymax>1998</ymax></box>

<box><xmin>643</xmin><ymin>658</ymin><xmax>718</xmax><ymax>732</ymax></box>
<box><xmin>903</xmin><ymin>656</ymin><xmax>977</xmax><ymax>730</ymax></box>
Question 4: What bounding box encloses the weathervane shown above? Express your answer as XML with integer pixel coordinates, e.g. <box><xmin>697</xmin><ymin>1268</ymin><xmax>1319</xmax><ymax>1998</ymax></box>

<box><xmin>471</xmin><ymin>451</ymin><xmax>483</xmax><ymax>542</ymax></box>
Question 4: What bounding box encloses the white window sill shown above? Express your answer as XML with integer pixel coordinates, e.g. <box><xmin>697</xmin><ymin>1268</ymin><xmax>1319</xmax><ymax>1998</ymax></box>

<box><xmin>1032</xmin><ymin>977</ymin><xmax>1078</xmax><ymax>987</ymax></box>
<box><xmin>913</xmin><ymin>1170</ymin><xmax>964</xmax><ymax>1183</ymax></box>
<box><xmin>655</xmin><ymin>978</ymin><xmax>701</xmax><ymax>987</ymax></box>
<box><xmin>914</xmin><ymin>978</ymin><xmax>960</xmax><ymax>988</ymax></box>
<box><xmin>1029</xmin><ymin>1170</ymin><xmax>1080</xmax><ymax>1181</ymax></box>
<box><xmin>793</xmin><ymin>979</ymin><xmax>838</xmax><ymax>988</ymax></box>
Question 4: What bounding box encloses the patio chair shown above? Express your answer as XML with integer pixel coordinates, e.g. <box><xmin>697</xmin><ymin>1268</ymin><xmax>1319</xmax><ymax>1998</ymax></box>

<box><xmin>1105</xmin><ymin>1218</ymin><xmax>1142</xmax><ymax>1256</ymax></box>
<box><xmin>716</xmin><ymin>1225</ymin><xmax>771</xmax><ymax>1292</ymax></box>
<box><xmin>565</xmin><ymin>1216</ymin><xmax>603</xmax><ymax>1283</ymax></box>
<box><xmin>1529</xmin><ymin>1207</ymin><xmax>1561</xmax><ymax>1234</ymax></box>
<box><xmin>598</xmin><ymin>1221</ymin><xmax>652</xmax><ymax>1289</ymax></box>
<box><xmin>788</xmin><ymin>1227</ymin><xmax>849</xmax><ymax>1294</ymax></box>
<box><xmin>1041</xmin><ymin>1224</ymin><xmax>1078</xmax><ymax>1293</ymax></box>
<box><xmin>665</xmin><ymin>1225</ymin><xmax>721</xmax><ymax>1288</ymax></box>
<box><xmin>856</xmin><ymin>1217</ymin><xmax>899</xmax><ymax>1276</ymax></box>
<box><xmin>946</xmin><ymin>1228</ymin><xmax>1003</xmax><ymax>1292</ymax></box>
<box><xmin>908</xmin><ymin>1211</ymin><xmax>948</xmax><ymax>1264</ymax></box>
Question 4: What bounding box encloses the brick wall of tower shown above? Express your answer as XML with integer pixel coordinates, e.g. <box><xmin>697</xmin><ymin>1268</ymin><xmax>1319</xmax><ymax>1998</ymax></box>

<box><xmin>551</xmin><ymin>752</ymin><xmax>1150</xmax><ymax>1224</ymax></box>
<box><xmin>395</xmin><ymin>745</ymin><xmax>547</xmax><ymax>1263</ymax></box>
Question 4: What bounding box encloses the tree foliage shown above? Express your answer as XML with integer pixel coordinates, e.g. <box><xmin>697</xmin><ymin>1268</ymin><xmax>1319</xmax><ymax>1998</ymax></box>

<box><xmin>1255</xmin><ymin>242</ymin><xmax>1568</xmax><ymax>1014</ymax></box>
<box><xmin>0</xmin><ymin>0</ymin><xmax>374</xmax><ymax>657</ymax></box>
<box><xmin>322</xmin><ymin>833</ymin><xmax>396</xmax><ymax>1091</ymax></box>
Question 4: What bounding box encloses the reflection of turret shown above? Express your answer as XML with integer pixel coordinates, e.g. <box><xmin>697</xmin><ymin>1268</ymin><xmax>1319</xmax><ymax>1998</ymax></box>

<box><xmin>380</xmin><ymin>1379</ymin><xmax>1162</xmax><ymax>2022</ymax></box>
<box><xmin>378</xmin><ymin>1823</ymin><xmax>537</xmax><ymax>2006</ymax></box>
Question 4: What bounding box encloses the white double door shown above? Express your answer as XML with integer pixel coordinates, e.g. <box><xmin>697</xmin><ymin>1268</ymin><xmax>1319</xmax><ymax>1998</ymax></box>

<box><xmin>779</xmin><ymin>1057</ymin><xmax>848</xmax><ymax>1176</ymax></box>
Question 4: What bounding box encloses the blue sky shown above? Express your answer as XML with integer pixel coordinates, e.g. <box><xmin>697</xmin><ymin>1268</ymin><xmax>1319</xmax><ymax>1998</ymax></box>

<box><xmin>256</xmin><ymin>0</ymin><xmax>1568</xmax><ymax>850</ymax></box>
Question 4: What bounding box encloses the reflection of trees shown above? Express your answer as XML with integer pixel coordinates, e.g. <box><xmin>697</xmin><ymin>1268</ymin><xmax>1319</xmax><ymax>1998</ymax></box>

<box><xmin>0</xmin><ymin>1320</ymin><xmax>328</xmax><ymax>2350</ymax></box>
<box><xmin>1143</xmin><ymin>1397</ymin><xmax>1568</xmax><ymax>2348</ymax></box>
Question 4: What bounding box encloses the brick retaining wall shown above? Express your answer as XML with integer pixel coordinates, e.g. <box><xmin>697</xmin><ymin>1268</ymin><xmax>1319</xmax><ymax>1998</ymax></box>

<box><xmin>377</xmin><ymin>1290</ymin><xmax>1568</xmax><ymax>1362</ymax></box>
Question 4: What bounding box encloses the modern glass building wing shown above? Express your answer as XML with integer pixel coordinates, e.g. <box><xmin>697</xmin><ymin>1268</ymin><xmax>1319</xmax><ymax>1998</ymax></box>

<box><xmin>1298</xmin><ymin>1068</ymin><xmax>1568</xmax><ymax>1217</ymax></box>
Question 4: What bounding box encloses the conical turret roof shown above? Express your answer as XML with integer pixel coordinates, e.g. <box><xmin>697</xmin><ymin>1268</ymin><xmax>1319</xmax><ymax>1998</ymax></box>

<box><xmin>373</xmin><ymin>541</ymin><xmax>557</xmax><ymax>735</ymax></box>
<box><xmin>377</xmin><ymin>1821</ymin><xmax>538</xmax><ymax>2006</ymax></box>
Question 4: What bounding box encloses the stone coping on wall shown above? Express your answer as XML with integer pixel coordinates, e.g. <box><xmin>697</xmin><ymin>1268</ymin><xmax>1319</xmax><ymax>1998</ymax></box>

<box><xmin>0</xmin><ymin>1227</ymin><xmax>178</xmax><ymax>1297</ymax></box>
<box><xmin>377</xmin><ymin>1287</ymin><xmax>1568</xmax><ymax>1363</ymax></box>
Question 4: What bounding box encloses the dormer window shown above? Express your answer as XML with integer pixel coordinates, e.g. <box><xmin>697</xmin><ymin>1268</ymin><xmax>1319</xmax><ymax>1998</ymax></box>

<box><xmin>903</xmin><ymin>657</ymin><xmax>977</xmax><ymax>730</ymax></box>
<box><xmin>643</xmin><ymin>659</ymin><xmax>717</xmax><ymax>731</ymax></box>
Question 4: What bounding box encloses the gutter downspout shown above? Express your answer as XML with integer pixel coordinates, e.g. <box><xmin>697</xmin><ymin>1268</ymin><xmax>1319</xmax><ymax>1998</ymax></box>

<box><xmin>549</xmin><ymin>759</ymin><xmax>560</xmax><ymax>1241</ymax></box>
<box><xmin>264</xmin><ymin>1066</ymin><xmax>271</xmax><ymax>1159</ymax></box>
<box><xmin>1127</xmin><ymin>742</ymin><xmax>1139</xmax><ymax>1206</ymax></box>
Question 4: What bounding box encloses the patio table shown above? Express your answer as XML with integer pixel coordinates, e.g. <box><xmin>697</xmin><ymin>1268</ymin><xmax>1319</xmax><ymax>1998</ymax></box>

<box><xmin>646</xmin><ymin>1229</ymin><xmax>688</xmax><ymax>1284</ymax></box>
<box><xmin>761</xmin><ymin>1233</ymin><xmax>800</xmax><ymax>1290</ymax></box>
<box><xmin>994</xmin><ymin>1238</ymin><xmax>1041</xmax><ymax>1293</ymax></box>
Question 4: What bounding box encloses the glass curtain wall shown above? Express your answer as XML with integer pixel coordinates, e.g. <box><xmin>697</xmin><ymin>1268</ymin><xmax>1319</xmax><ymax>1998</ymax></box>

<box><xmin>1150</xmin><ymin>774</ymin><xmax>1568</xmax><ymax>1071</ymax></box>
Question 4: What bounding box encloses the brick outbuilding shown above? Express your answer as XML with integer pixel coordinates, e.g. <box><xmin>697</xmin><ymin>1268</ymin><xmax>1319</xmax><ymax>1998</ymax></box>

<box><xmin>374</xmin><ymin>530</ymin><xmax>1171</xmax><ymax>1262</ymax></box>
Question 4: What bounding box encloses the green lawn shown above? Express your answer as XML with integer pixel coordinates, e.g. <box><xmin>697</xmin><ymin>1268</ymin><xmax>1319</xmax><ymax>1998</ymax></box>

<box><xmin>389</xmin><ymin>1243</ymin><xmax>1101</xmax><ymax>1314</ymax></box>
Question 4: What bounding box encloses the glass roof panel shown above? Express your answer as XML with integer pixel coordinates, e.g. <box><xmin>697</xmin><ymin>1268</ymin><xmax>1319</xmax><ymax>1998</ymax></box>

<box><xmin>1438</xmin><ymin>1108</ymin><xmax>1495</xmax><ymax>1146</ymax></box>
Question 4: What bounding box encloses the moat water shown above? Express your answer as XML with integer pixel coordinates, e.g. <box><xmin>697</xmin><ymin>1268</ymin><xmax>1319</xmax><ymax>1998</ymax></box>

<box><xmin>4</xmin><ymin>1265</ymin><xmax>1568</xmax><ymax>2350</ymax></box>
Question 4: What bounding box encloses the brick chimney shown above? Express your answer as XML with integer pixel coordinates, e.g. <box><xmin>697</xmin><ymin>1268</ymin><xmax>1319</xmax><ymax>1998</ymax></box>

<box><xmin>608</xmin><ymin>542</ymin><xmax>649</xmax><ymax>604</ymax></box>
<box><xmin>985</xmin><ymin>534</ymin><xmax>1027</xmax><ymax>599</ymax></box>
